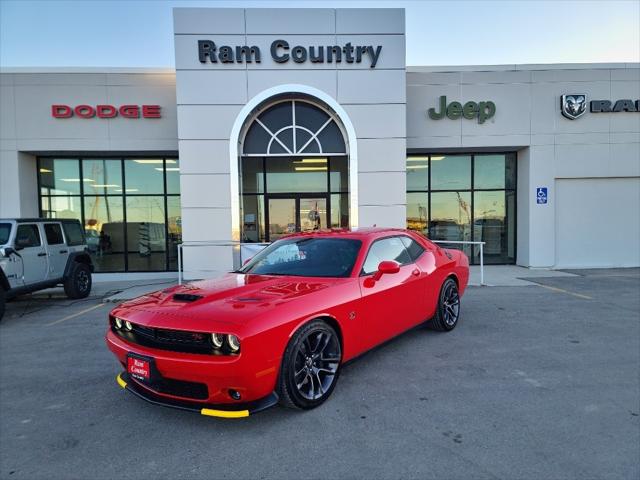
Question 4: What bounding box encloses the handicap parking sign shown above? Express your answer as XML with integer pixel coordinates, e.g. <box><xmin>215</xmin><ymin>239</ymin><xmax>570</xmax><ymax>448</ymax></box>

<box><xmin>536</xmin><ymin>187</ymin><xmax>548</xmax><ymax>204</ymax></box>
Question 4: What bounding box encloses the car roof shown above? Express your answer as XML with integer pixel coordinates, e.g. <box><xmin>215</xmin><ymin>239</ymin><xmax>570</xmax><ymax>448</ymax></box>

<box><xmin>281</xmin><ymin>227</ymin><xmax>414</xmax><ymax>240</ymax></box>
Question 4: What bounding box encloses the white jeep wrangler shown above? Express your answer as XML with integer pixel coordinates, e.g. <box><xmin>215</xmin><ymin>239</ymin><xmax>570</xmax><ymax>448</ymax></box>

<box><xmin>0</xmin><ymin>218</ymin><xmax>94</xmax><ymax>321</ymax></box>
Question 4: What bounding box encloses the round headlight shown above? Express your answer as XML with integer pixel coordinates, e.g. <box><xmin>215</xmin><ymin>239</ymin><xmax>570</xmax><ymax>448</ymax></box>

<box><xmin>227</xmin><ymin>334</ymin><xmax>240</xmax><ymax>352</ymax></box>
<box><xmin>211</xmin><ymin>333</ymin><xmax>224</xmax><ymax>348</ymax></box>
<box><xmin>114</xmin><ymin>317</ymin><xmax>123</xmax><ymax>329</ymax></box>
<box><xmin>124</xmin><ymin>321</ymin><xmax>133</xmax><ymax>331</ymax></box>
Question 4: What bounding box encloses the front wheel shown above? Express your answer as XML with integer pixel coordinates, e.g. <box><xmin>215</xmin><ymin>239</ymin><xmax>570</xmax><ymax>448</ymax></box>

<box><xmin>64</xmin><ymin>262</ymin><xmax>92</xmax><ymax>299</ymax></box>
<box><xmin>428</xmin><ymin>277</ymin><xmax>461</xmax><ymax>331</ymax></box>
<box><xmin>278</xmin><ymin>320</ymin><xmax>342</xmax><ymax>410</ymax></box>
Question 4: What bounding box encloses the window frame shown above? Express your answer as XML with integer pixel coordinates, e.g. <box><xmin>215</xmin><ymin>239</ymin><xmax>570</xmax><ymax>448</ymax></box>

<box><xmin>360</xmin><ymin>235</ymin><xmax>415</xmax><ymax>276</ymax></box>
<box><xmin>37</xmin><ymin>156</ymin><xmax>180</xmax><ymax>272</ymax></box>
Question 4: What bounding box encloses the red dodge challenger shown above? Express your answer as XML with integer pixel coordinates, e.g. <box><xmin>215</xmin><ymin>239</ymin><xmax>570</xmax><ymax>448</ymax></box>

<box><xmin>106</xmin><ymin>228</ymin><xmax>469</xmax><ymax>418</ymax></box>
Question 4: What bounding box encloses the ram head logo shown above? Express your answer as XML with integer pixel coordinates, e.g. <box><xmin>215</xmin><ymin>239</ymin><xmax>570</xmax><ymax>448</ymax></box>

<box><xmin>561</xmin><ymin>94</ymin><xmax>587</xmax><ymax>120</ymax></box>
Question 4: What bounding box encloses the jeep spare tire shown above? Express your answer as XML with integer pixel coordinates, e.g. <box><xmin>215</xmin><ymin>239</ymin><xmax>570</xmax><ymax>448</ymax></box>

<box><xmin>64</xmin><ymin>262</ymin><xmax>92</xmax><ymax>299</ymax></box>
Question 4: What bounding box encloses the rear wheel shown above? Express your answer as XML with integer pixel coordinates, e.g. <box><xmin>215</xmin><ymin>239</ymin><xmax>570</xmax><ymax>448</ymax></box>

<box><xmin>0</xmin><ymin>288</ymin><xmax>5</xmax><ymax>322</ymax></box>
<box><xmin>428</xmin><ymin>277</ymin><xmax>460</xmax><ymax>331</ymax></box>
<box><xmin>278</xmin><ymin>320</ymin><xmax>342</xmax><ymax>410</ymax></box>
<box><xmin>64</xmin><ymin>262</ymin><xmax>92</xmax><ymax>299</ymax></box>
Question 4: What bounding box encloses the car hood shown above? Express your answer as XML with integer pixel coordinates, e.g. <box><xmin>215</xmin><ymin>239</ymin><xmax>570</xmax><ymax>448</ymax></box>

<box><xmin>114</xmin><ymin>273</ymin><xmax>347</xmax><ymax>329</ymax></box>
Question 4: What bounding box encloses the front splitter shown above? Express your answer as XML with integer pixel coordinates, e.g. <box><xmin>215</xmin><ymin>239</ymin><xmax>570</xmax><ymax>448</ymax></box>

<box><xmin>116</xmin><ymin>372</ymin><xmax>279</xmax><ymax>418</ymax></box>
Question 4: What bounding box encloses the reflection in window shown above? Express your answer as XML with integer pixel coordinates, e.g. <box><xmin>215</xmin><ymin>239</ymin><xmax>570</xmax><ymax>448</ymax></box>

<box><xmin>84</xmin><ymin>196</ymin><xmax>125</xmax><ymax>272</ymax></box>
<box><xmin>38</xmin><ymin>157</ymin><xmax>180</xmax><ymax>272</ymax></box>
<box><xmin>330</xmin><ymin>194</ymin><xmax>349</xmax><ymax>228</ymax></box>
<box><xmin>266</xmin><ymin>157</ymin><xmax>327</xmax><ymax>193</ymax></box>
<box><xmin>126</xmin><ymin>196</ymin><xmax>166</xmax><ymax>272</ymax></box>
<box><xmin>406</xmin><ymin>153</ymin><xmax>516</xmax><ymax>264</ymax></box>
<box><xmin>431</xmin><ymin>155</ymin><xmax>471</xmax><ymax>190</ymax></box>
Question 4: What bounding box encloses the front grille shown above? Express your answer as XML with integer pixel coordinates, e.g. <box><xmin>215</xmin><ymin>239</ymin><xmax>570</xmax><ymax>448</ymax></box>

<box><xmin>112</xmin><ymin>320</ymin><xmax>216</xmax><ymax>355</ymax></box>
<box><xmin>152</xmin><ymin>377</ymin><xmax>209</xmax><ymax>400</ymax></box>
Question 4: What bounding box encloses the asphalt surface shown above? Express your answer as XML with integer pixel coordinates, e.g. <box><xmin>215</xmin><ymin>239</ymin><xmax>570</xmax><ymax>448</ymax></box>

<box><xmin>1</xmin><ymin>269</ymin><xmax>638</xmax><ymax>480</ymax></box>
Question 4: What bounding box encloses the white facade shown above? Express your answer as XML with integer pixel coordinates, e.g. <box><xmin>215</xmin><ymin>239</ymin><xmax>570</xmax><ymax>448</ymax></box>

<box><xmin>0</xmin><ymin>7</ymin><xmax>638</xmax><ymax>277</ymax></box>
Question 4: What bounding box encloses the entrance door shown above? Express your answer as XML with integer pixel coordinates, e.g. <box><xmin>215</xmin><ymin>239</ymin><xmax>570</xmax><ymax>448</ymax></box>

<box><xmin>267</xmin><ymin>196</ymin><xmax>327</xmax><ymax>241</ymax></box>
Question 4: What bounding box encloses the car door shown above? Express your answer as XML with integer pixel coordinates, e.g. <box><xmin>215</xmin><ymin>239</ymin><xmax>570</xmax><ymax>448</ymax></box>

<box><xmin>14</xmin><ymin>223</ymin><xmax>48</xmax><ymax>285</ymax></box>
<box><xmin>357</xmin><ymin>236</ymin><xmax>425</xmax><ymax>350</ymax></box>
<box><xmin>43</xmin><ymin>223</ymin><xmax>68</xmax><ymax>280</ymax></box>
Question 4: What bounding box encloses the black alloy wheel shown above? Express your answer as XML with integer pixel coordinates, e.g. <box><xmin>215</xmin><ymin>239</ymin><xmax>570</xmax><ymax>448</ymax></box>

<box><xmin>278</xmin><ymin>320</ymin><xmax>342</xmax><ymax>409</ymax></box>
<box><xmin>64</xmin><ymin>262</ymin><xmax>92</xmax><ymax>299</ymax></box>
<box><xmin>429</xmin><ymin>277</ymin><xmax>461</xmax><ymax>331</ymax></box>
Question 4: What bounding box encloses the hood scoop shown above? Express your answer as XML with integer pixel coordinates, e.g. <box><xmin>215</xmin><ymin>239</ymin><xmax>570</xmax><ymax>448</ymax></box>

<box><xmin>172</xmin><ymin>293</ymin><xmax>203</xmax><ymax>303</ymax></box>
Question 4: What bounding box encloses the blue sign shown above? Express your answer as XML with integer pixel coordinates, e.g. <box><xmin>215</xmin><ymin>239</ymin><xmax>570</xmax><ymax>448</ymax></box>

<box><xmin>536</xmin><ymin>187</ymin><xmax>548</xmax><ymax>204</ymax></box>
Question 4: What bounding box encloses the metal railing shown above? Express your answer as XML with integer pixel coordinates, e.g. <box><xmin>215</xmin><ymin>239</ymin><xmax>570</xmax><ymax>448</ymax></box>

<box><xmin>178</xmin><ymin>239</ymin><xmax>486</xmax><ymax>286</ymax></box>
<box><xmin>431</xmin><ymin>240</ymin><xmax>485</xmax><ymax>285</ymax></box>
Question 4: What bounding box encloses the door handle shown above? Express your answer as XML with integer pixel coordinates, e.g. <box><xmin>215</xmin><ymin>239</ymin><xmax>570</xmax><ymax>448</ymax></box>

<box><xmin>411</xmin><ymin>268</ymin><xmax>420</xmax><ymax>276</ymax></box>
<box><xmin>37</xmin><ymin>252</ymin><xmax>47</xmax><ymax>257</ymax></box>
<box><xmin>59</xmin><ymin>250</ymin><xmax>68</xmax><ymax>254</ymax></box>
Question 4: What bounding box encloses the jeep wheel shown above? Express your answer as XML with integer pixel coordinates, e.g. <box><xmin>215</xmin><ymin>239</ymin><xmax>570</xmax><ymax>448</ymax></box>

<box><xmin>0</xmin><ymin>288</ymin><xmax>5</xmax><ymax>322</ymax></box>
<box><xmin>64</xmin><ymin>262</ymin><xmax>92</xmax><ymax>299</ymax></box>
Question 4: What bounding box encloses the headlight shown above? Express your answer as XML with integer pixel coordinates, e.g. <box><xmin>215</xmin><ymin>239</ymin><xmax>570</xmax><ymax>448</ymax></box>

<box><xmin>227</xmin><ymin>334</ymin><xmax>241</xmax><ymax>352</ymax></box>
<box><xmin>114</xmin><ymin>317</ymin><xmax>123</xmax><ymax>329</ymax></box>
<box><xmin>124</xmin><ymin>321</ymin><xmax>133</xmax><ymax>331</ymax></box>
<box><xmin>211</xmin><ymin>333</ymin><xmax>224</xmax><ymax>348</ymax></box>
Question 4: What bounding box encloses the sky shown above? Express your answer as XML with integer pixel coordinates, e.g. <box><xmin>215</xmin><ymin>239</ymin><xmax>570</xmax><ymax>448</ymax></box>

<box><xmin>0</xmin><ymin>0</ymin><xmax>638</xmax><ymax>68</ymax></box>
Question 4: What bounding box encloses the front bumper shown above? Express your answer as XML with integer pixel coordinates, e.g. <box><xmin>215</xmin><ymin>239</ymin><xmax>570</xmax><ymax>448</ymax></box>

<box><xmin>117</xmin><ymin>372</ymin><xmax>279</xmax><ymax>418</ymax></box>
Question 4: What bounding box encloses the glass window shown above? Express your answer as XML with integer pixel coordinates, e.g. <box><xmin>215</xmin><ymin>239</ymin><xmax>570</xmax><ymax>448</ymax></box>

<box><xmin>41</xmin><ymin>196</ymin><xmax>82</xmax><ymax>220</ymax></box>
<box><xmin>124</xmin><ymin>159</ymin><xmax>164</xmax><ymax>194</ymax></box>
<box><xmin>165</xmin><ymin>159</ymin><xmax>181</xmax><ymax>195</ymax></box>
<box><xmin>400</xmin><ymin>236</ymin><xmax>426</xmax><ymax>261</ymax></box>
<box><xmin>167</xmin><ymin>196</ymin><xmax>182</xmax><ymax>270</ymax></box>
<box><xmin>44</xmin><ymin>223</ymin><xmax>64</xmax><ymax>245</ymax></box>
<box><xmin>39</xmin><ymin>159</ymin><xmax>82</xmax><ymax>195</ymax></box>
<box><xmin>241</xmin><ymin>238</ymin><xmax>362</xmax><ymax>278</ymax></box>
<box><xmin>82</xmin><ymin>159</ymin><xmax>122</xmax><ymax>195</ymax></box>
<box><xmin>473</xmin><ymin>190</ymin><xmax>515</xmax><ymax>264</ymax></box>
<box><xmin>406</xmin><ymin>192</ymin><xmax>428</xmax><ymax>233</ymax></box>
<box><xmin>15</xmin><ymin>224</ymin><xmax>41</xmax><ymax>248</ymax></box>
<box><xmin>406</xmin><ymin>156</ymin><xmax>429</xmax><ymax>191</ymax></box>
<box><xmin>243</xmin><ymin>123</ymin><xmax>272</xmax><ymax>154</ymax></box>
<box><xmin>84</xmin><ymin>196</ymin><xmax>125</xmax><ymax>272</ymax></box>
<box><xmin>330</xmin><ymin>194</ymin><xmax>349</xmax><ymax>229</ymax></box>
<box><xmin>125</xmin><ymin>196</ymin><xmax>167</xmax><ymax>272</ymax></box>
<box><xmin>241</xmin><ymin>195</ymin><xmax>265</xmax><ymax>243</ymax></box>
<box><xmin>316</xmin><ymin>122</ymin><xmax>345</xmax><ymax>153</ymax></box>
<box><xmin>330</xmin><ymin>157</ymin><xmax>348</xmax><ymax>193</ymax></box>
<box><xmin>295</xmin><ymin>101</ymin><xmax>330</xmax><ymax>133</ymax></box>
<box><xmin>474</xmin><ymin>154</ymin><xmax>516</xmax><ymax>190</ymax></box>
<box><xmin>266</xmin><ymin>157</ymin><xmax>327</xmax><ymax>193</ymax></box>
<box><xmin>429</xmin><ymin>192</ymin><xmax>472</xmax><ymax>257</ymax></box>
<box><xmin>241</xmin><ymin>158</ymin><xmax>264</xmax><ymax>194</ymax></box>
<box><xmin>431</xmin><ymin>155</ymin><xmax>471</xmax><ymax>190</ymax></box>
<box><xmin>62</xmin><ymin>222</ymin><xmax>85</xmax><ymax>246</ymax></box>
<box><xmin>362</xmin><ymin>237</ymin><xmax>412</xmax><ymax>275</ymax></box>
<box><xmin>0</xmin><ymin>223</ymin><xmax>11</xmax><ymax>245</ymax></box>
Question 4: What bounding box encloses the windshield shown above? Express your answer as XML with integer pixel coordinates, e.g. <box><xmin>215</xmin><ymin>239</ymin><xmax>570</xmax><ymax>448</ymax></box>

<box><xmin>0</xmin><ymin>223</ymin><xmax>11</xmax><ymax>246</ymax></box>
<box><xmin>240</xmin><ymin>238</ymin><xmax>362</xmax><ymax>278</ymax></box>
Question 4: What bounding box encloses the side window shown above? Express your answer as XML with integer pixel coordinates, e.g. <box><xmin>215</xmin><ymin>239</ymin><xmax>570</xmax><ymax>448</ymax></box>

<box><xmin>400</xmin><ymin>236</ymin><xmax>426</xmax><ymax>262</ymax></box>
<box><xmin>362</xmin><ymin>237</ymin><xmax>412</xmax><ymax>275</ymax></box>
<box><xmin>15</xmin><ymin>224</ymin><xmax>41</xmax><ymax>248</ymax></box>
<box><xmin>44</xmin><ymin>223</ymin><xmax>64</xmax><ymax>245</ymax></box>
<box><xmin>62</xmin><ymin>222</ymin><xmax>85</xmax><ymax>246</ymax></box>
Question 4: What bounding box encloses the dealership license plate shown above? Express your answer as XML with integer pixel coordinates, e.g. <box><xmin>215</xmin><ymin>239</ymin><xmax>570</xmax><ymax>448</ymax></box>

<box><xmin>127</xmin><ymin>356</ymin><xmax>151</xmax><ymax>381</ymax></box>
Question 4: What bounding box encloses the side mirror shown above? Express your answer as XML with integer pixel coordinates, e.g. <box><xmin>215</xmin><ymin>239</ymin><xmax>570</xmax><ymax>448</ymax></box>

<box><xmin>1</xmin><ymin>247</ymin><xmax>16</xmax><ymax>257</ymax></box>
<box><xmin>372</xmin><ymin>260</ymin><xmax>400</xmax><ymax>281</ymax></box>
<box><xmin>242</xmin><ymin>256</ymin><xmax>253</xmax><ymax>266</ymax></box>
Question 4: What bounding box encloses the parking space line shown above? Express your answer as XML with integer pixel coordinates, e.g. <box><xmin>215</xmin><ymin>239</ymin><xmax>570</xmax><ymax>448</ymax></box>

<box><xmin>46</xmin><ymin>303</ymin><xmax>106</xmax><ymax>326</ymax></box>
<box><xmin>538</xmin><ymin>284</ymin><xmax>592</xmax><ymax>300</ymax></box>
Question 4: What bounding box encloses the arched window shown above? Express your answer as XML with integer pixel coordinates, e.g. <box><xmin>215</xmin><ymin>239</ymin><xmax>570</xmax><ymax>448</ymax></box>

<box><xmin>242</xmin><ymin>100</ymin><xmax>346</xmax><ymax>156</ymax></box>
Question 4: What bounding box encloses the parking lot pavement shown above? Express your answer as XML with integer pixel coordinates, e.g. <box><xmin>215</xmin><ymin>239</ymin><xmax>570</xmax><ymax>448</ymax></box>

<box><xmin>1</xmin><ymin>269</ymin><xmax>638</xmax><ymax>480</ymax></box>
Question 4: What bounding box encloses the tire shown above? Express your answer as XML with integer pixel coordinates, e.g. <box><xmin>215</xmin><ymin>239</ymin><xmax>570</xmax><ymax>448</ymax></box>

<box><xmin>63</xmin><ymin>262</ymin><xmax>92</xmax><ymax>299</ymax></box>
<box><xmin>0</xmin><ymin>288</ymin><xmax>5</xmax><ymax>322</ymax></box>
<box><xmin>428</xmin><ymin>277</ymin><xmax>461</xmax><ymax>332</ymax></box>
<box><xmin>278</xmin><ymin>320</ymin><xmax>342</xmax><ymax>410</ymax></box>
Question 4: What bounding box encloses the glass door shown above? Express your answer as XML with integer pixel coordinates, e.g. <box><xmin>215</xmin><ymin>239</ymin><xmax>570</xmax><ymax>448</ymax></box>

<box><xmin>267</xmin><ymin>196</ymin><xmax>328</xmax><ymax>241</ymax></box>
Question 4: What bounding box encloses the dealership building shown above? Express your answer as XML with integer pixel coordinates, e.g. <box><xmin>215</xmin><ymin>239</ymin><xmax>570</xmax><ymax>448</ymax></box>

<box><xmin>1</xmin><ymin>8</ymin><xmax>638</xmax><ymax>279</ymax></box>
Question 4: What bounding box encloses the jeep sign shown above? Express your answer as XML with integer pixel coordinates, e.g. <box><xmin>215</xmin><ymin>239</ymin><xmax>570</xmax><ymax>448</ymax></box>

<box><xmin>428</xmin><ymin>96</ymin><xmax>496</xmax><ymax>124</ymax></box>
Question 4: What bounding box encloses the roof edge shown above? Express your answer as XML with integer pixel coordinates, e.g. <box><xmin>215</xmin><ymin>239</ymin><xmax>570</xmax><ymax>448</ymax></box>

<box><xmin>407</xmin><ymin>62</ymin><xmax>640</xmax><ymax>73</ymax></box>
<box><xmin>0</xmin><ymin>67</ymin><xmax>176</xmax><ymax>74</ymax></box>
